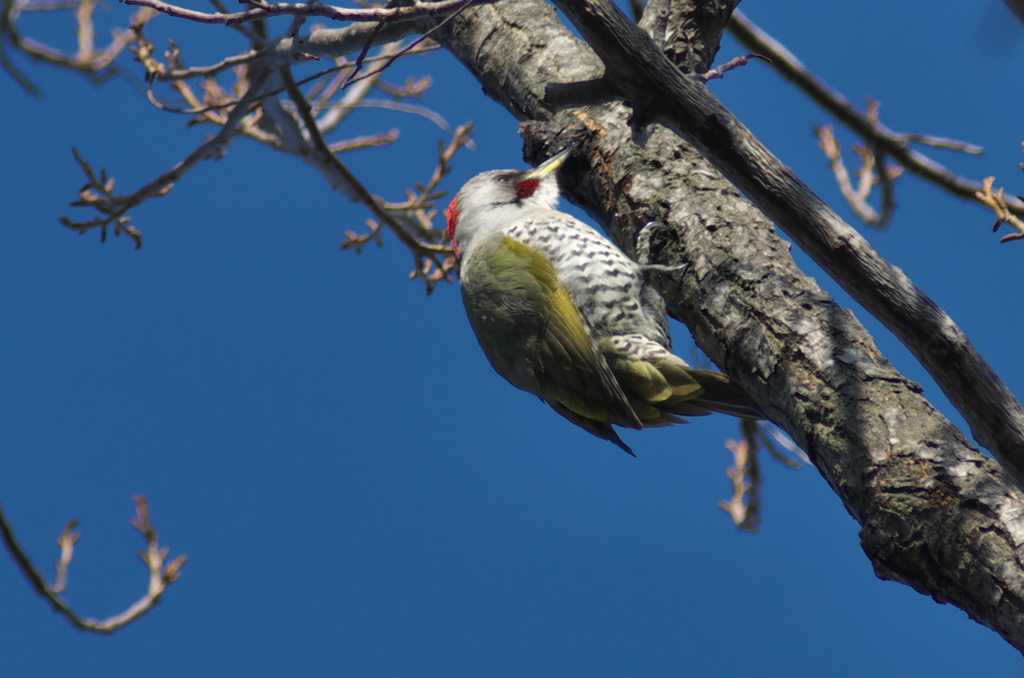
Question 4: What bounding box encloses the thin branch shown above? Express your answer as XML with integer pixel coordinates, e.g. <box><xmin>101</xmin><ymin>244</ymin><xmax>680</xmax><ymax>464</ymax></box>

<box><xmin>141</xmin><ymin>44</ymin><xmax>437</xmax><ymax>115</ymax></box>
<box><xmin>147</xmin><ymin>48</ymin><xmax>264</xmax><ymax>82</ymax></box>
<box><xmin>718</xmin><ymin>421</ymin><xmax>762</xmax><ymax>532</ymax></box>
<box><xmin>11</xmin><ymin>0</ymin><xmax>90</xmax><ymax>11</ymax></box>
<box><xmin>207</xmin><ymin>0</ymin><xmax>263</xmax><ymax>41</ymax></box>
<box><xmin>329</xmin><ymin>128</ymin><xmax>399</xmax><ymax>152</ymax></box>
<box><xmin>2</xmin><ymin>0</ymin><xmax>157</xmax><ymax>79</ymax></box>
<box><xmin>342</xmin><ymin>122</ymin><xmax>472</xmax><ymax>290</ymax></box>
<box><xmin>62</xmin><ymin>68</ymin><xmax>270</xmax><ymax>245</ymax></box>
<box><xmin>816</xmin><ymin>121</ymin><xmax>902</xmax><ymax>228</ymax></box>
<box><xmin>341</xmin><ymin>0</ymin><xmax>392</xmax><ymax>85</ymax></box>
<box><xmin>977</xmin><ymin>176</ymin><xmax>1024</xmax><ymax>243</ymax></box>
<box><xmin>698</xmin><ymin>52</ymin><xmax>767</xmax><ymax>83</ymax></box>
<box><xmin>277</xmin><ymin>65</ymin><xmax>454</xmax><ymax>290</ymax></box>
<box><xmin>871</xmin><ymin>145</ymin><xmax>899</xmax><ymax>229</ymax></box>
<box><xmin>727</xmin><ymin>9</ymin><xmax>1024</xmax><ymax>221</ymax></box>
<box><xmin>50</xmin><ymin>520</ymin><xmax>80</xmax><ymax>594</ymax></box>
<box><xmin>276</xmin><ymin>16</ymin><xmax>432</xmax><ymax>62</ymax></box>
<box><xmin>314</xmin><ymin>61</ymin><xmax>379</xmax><ymax>133</ymax></box>
<box><xmin>0</xmin><ymin>3</ymin><xmax>42</xmax><ymax>95</ymax></box>
<box><xmin>342</xmin><ymin>0</ymin><xmax>473</xmax><ymax>88</ymax></box>
<box><xmin>337</xmin><ymin>98</ymin><xmax>461</xmax><ymax>135</ymax></box>
<box><xmin>122</xmin><ymin>0</ymin><xmax>480</xmax><ymax>27</ymax></box>
<box><xmin>0</xmin><ymin>496</ymin><xmax>185</xmax><ymax>634</ymax></box>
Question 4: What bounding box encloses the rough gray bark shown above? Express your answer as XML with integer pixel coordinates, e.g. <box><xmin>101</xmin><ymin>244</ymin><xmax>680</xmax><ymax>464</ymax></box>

<box><xmin>434</xmin><ymin>0</ymin><xmax>1024</xmax><ymax>651</ymax></box>
<box><xmin>636</xmin><ymin>0</ymin><xmax>739</xmax><ymax>73</ymax></box>
<box><xmin>548</xmin><ymin>0</ymin><xmax>1024</xmax><ymax>490</ymax></box>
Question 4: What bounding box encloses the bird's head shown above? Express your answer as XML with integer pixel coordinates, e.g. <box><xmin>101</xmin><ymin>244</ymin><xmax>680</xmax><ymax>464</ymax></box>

<box><xmin>446</xmin><ymin>149</ymin><xmax>570</xmax><ymax>259</ymax></box>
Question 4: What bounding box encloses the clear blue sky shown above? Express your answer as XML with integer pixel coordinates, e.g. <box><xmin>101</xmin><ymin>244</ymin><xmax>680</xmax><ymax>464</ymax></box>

<box><xmin>2</xmin><ymin>0</ymin><xmax>1023</xmax><ymax>674</ymax></box>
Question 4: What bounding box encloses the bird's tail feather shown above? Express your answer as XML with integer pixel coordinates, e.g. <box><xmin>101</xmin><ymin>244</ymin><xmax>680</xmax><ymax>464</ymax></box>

<box><xmin>548</xmin><ymin>400</ymin><xmax>635</xmax><ymax>456</ymax></box>
<box><xmin>684</xmin><ymin>369</ymin><xmax>764</xmax><ymax>419</ymax></box>
<box><xmin>620</xmin><ymin>358</ymin><xmax>763</xmax><ymax>424</ymax></box>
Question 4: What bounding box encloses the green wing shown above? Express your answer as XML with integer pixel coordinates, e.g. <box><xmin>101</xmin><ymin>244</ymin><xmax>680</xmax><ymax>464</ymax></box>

<box><xmin>460</xmin><ymin>235</ymin><xmax>642</xmax><ymax>434</ymax></box>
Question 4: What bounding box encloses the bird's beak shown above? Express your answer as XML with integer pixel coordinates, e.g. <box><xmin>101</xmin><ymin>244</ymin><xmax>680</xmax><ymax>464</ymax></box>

<box><xmin>523</xmin><ymin>148</ymin><xmax>571</xmax><ymax>180</ymax></box>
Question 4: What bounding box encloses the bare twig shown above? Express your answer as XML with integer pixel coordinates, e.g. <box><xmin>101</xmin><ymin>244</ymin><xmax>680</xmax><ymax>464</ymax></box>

<box><xmin>122</xmin><ymin>0</ymin><xmax>479</xmax><ymax>27</ymax></box>
<box><xmin>278</xmin><ymin>65</ymin><xmax>457</xmax><ymax>291</ymax></box>
<box><xmin>50</xmin><ymin>520</ymin><xmax>80</xmax><ymax>594</ymax></box>
<box><xmin>138</xmin><ymin>42</ymin><xmax>438</xmax><ymax>115</ymax></box>
<box><xmin>342</xmin><ymin>123</ymin><xmax>472</xmax><ymax>290</ymax></box>
<box><xmin>717</xmin><ymin>421</ymin><xmax>801</xmax><ymax>530</ymax></box>
<box><xmin>279</xmin><ymin>65</ymin><xmax>438</xmax><ymax>253</ymax></box>
<box><xmin>720</xmin><ymin>438</ymin><xmax>761</xmax><ymax>532</ymax></box>
<box><xmin>315</xmin><ymin>45</ymin><xmax>393</xmax><ymax>134</ymax></box>
<box><xmin>718</xmin><ymin>423</ymin><xmax>762</xmax><ymax>532</ymax></box>
<box><xmin>0</xmin><ymin>2</ymin><xmax>42</xmax><ymax>96</ymax></box>
<box><xmin>12</xmin><ymin>0</ymin><xmax>466</xmax><ymax>287</ymax></box>
<box><xmin>758</xmin><ymin>426</ymin><xmax>808</xmax><ymax>467</ymax></box>
<box><xmin>329</xmin><ymin>128</ymin><xmax>400</xmax><ymax>152</ymax></box>
<box><xmin>0</xmin><ymin>495</ymin><xmax>185</xmax><ymax>633</ymax></box>
<box><xmin>727</xmin><ymin>9</ymin><xmax>1024</xmax><ymax>222</ymax></box>
<box><xmin>342</xmin><ymin>0</ymin><xmax>473</xmax><ymax>88</ymax></box>
<box><xmin>698</xmin><ymin>52</ymin><xmax>767</xmax><ymax>83</ymax></box>
<box><xmin>339</xmin><ymin>99</ymin><xmax>461</xmax><ymax>134</ymax></box>
<box><xmin>276</xmin><ymin>16</ymin><xmax>433</xmax><ymax>63</ymax></box>
<box><xmin>342</xmin><ymin>0</ymin><xmax>391</xmax><ymax>85</ymax></box>
<box><xmin>1</xmin><ymin>0</ymin><xmax>157</xmax><ymax>82</ymax></box>
<box><xmin>871</xmin><ymin>145</ymin><xmax>899</xmax><ymax>229</ymax></box>
<box><xmin>146</xmin><ymin>48</ymin><xmax>265</xmax><ymax>82</ymax></box>
<box><xmin>977</xmin><ymin>176</ymin><xmax>1024</xmax><ymax>242</ymax></box>
<box><xmin>816</xmin><ymin>118</ymin><xmax>902</xmax><ymax>229</ymax></box>
<box><xmin>61</xmin><ymin>68</ymin><xmax>270</xmax><ymax>245</ymax></box>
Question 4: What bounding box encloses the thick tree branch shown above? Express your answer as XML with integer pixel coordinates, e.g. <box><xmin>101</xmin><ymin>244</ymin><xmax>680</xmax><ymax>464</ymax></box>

<box><xmin>546</xmin><ymin>0</ymin><xmax>1024</xmax><ymax>491</ymax></box>
<box><xmin>434</xmin><ymin>0</ymin><xmax>1024</xmax><ymax>650</ymax></box>
<box><xmin>11</xmin><ymin>0</ymin><xmax>1024</xmax><ymax>651</ymax></box>
<box><xmin>636</xmin><ymin>0</ymin><xmax>739</xmax><ymax>73</ymax></box>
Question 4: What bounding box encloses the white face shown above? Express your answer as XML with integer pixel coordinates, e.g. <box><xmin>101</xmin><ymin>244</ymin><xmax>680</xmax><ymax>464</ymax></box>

<box><xmin>458</xmin><ymin>169</ymin><xmax>561</xmax><ymax>213</ymax></box>
<box><xmin>446</xmin><ymin>168</ymin><xmax>562</xmax><ymax>256</ymax></box>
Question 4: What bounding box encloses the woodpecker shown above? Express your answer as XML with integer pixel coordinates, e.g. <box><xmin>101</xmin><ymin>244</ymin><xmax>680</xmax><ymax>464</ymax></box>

<box><xmin>446</xmin><ymin>149</ymin><xmax>761</xmax><ymax>454</ymax></box>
